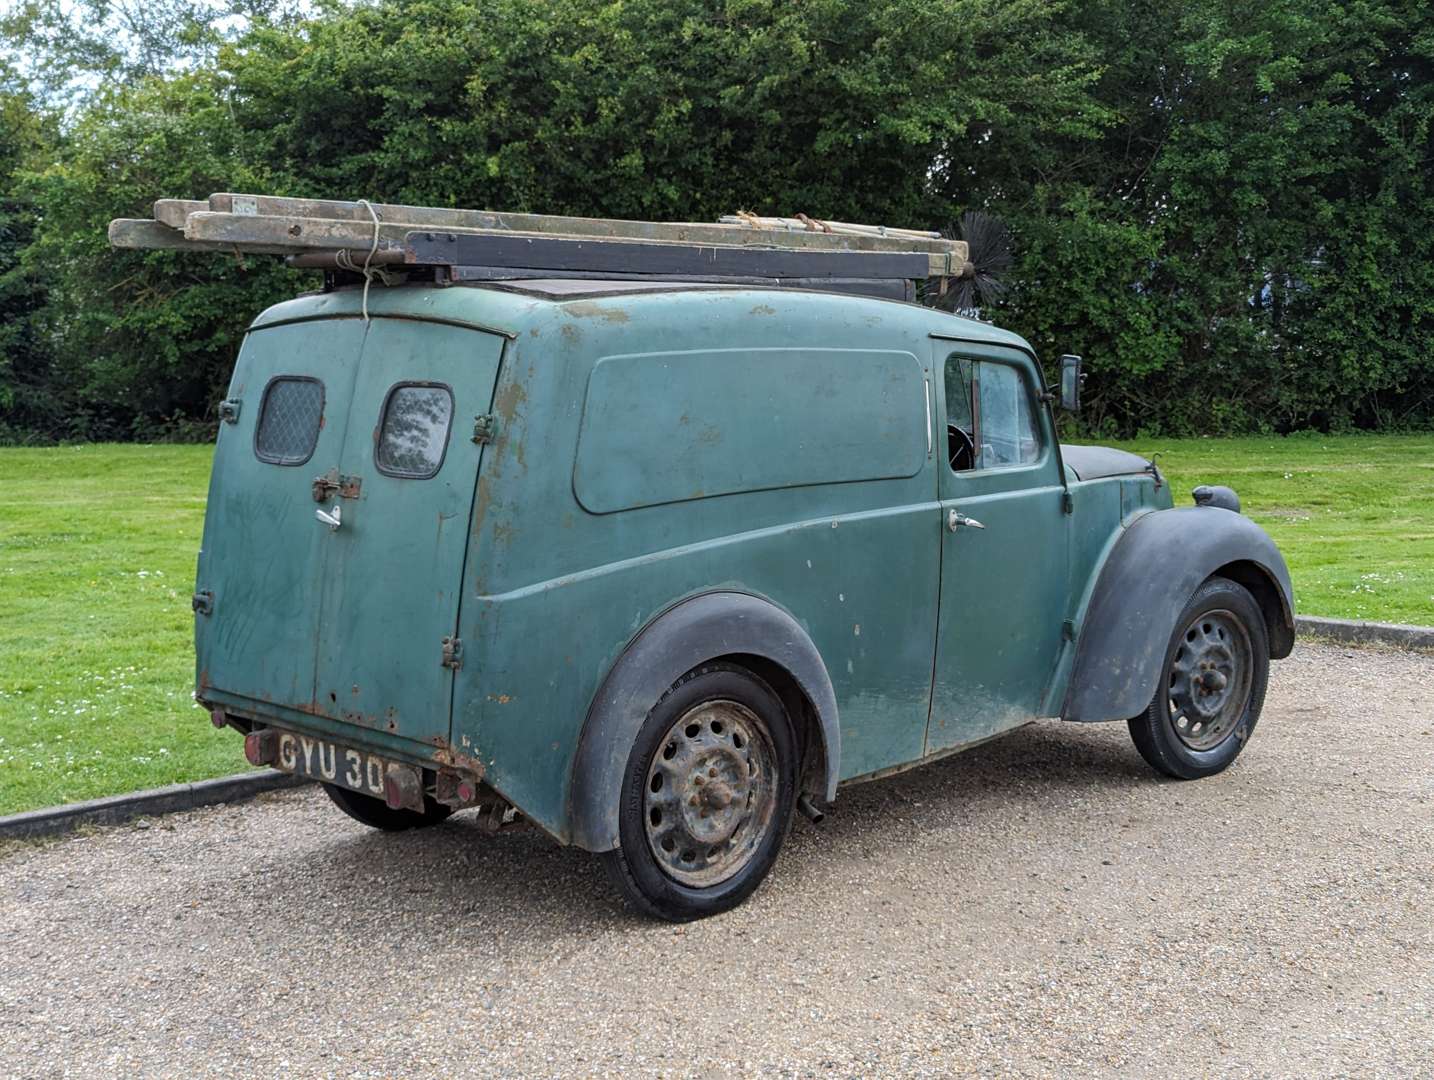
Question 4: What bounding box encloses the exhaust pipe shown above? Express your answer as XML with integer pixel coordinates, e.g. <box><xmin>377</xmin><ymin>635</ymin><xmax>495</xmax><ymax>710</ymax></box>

<box><xmin>797</xmin><ymin>794</ymin><xmax>825</xmax><ymax>824</ymax></box>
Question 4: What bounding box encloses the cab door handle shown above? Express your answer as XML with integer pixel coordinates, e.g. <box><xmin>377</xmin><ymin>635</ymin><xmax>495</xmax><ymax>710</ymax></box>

<box><xmin>947</xmin><ymin>509</ymin><xmax>985</xmax><ymax>532</ymax></box>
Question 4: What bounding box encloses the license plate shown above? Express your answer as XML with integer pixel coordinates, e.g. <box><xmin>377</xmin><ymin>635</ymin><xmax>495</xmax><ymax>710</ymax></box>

<box><xmin>273</xmin><ymin>730</ymin><xmax>396</xmax><ymax>798</ymax></box>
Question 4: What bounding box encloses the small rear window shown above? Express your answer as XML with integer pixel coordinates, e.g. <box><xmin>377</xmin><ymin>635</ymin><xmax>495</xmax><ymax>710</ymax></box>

<box><xmin>376</xmin><ymin>383</ymin><xmax>454</xmax><ymax>479</ymax></box>
<box><xmin>254</xmin><ymin>377</ymin><xmax>324</xmax><ymax>466</ymax></box>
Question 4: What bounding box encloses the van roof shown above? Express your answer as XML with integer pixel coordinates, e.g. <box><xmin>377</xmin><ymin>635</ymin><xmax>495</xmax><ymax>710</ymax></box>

<box><xmin>250</xmin><ymin>279</ymin><xmax>1033</xmax><ymax>354</ymax></box>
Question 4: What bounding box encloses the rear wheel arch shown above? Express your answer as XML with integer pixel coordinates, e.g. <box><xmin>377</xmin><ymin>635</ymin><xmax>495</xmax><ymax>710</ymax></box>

<box><xmin>720</xmin><ymin>652</ymin><xmax>826</xmax><ymax>803</ymax></box>
<box><xmin>566</xmin><ymin>591</ymin><xmax>840</xmax><ymax>853</ymax></box>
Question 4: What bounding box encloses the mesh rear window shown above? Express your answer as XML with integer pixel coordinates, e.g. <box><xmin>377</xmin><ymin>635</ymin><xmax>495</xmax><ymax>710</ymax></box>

<box><xmin>376</xmin><ymin>384</ymin><xmax>454</xmax><ymax>479</ymax></box>
<box><xmin>255</xmin><ymin>377</ymin><xmax>324</xmax><ymax>465</ymax></box>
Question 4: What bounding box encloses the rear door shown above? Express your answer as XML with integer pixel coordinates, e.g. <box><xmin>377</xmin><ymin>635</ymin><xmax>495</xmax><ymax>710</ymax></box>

<box><xmin>311</xmin><ymin>318</ymin><xmax>505</xmax><ymax>749</ymax></box>
<box><xmin>196</xmin><ymin>318</ymin><xmax>367</xmax><ymax>710</ymax></box>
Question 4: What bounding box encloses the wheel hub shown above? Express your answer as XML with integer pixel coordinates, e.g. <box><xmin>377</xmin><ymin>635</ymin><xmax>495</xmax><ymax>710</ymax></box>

<box><xmin>1166</xmin><ymin>609</ymin><xmax>1253</xmax><ymax>751</ymax></box>
<box><xmin>643</xmin><ymin>699</ymin><xmax>776</xmax><ymax>888</ymax></box>
<box><xmin>681</xmin><ymin>747</ymin><xmax>750</xmax><ymax>845</ymax></box>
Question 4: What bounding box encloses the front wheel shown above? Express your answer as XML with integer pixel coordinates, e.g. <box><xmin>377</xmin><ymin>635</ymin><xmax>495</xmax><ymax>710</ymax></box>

<box><xmin>601</xmin><ymin>663</ymin><xmax>799</xmax><ymax>921</ymax></box>
<box><xmin>1128</xmin><ymin>576</ymin><xmax>1269</xmax><ymax>780</ymax></box>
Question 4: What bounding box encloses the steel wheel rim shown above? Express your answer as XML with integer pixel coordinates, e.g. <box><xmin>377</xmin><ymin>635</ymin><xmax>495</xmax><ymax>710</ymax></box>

<box><xmin>1166</xmin><ymin>608</ymin><xmax>1253</xmax><ymax>751</ymax></box>
<box><xmin>643</xmin><ymin>699</ymin><xmax>777</xmax><ymax>888</ymax></box>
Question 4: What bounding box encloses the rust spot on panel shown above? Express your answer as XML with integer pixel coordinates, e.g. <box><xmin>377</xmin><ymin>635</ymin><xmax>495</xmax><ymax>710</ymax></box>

<box><xmin>487</xmin><ymin>694</ymin><xmax>512</xmax><ymax>705</ymax></box>
<box><xmin>750</xmin><ymin>303</ymin><xmax>776</xmax><ymax>316</ymax></box>
<box><xmin>312</xmin><ymin>468</ymin><xmax>362</xmax><ymax>502</ymax></box>
<box><xmin>430</xmin><ymin>736</ymin><xmax>485</xmax><ymax>777</ymax></box>
<box><xmin>471</xmin><ymin>472</ymin><xmax>498</xmax><ymax>559</ymax></box>
<box><xmin>493</xmin><ymin>378</ymin><xmax>528</xmax><ymax>423</ymax></box>
<box><xmin>564</xmin><ymin>301</ymin><xmax>630</xmax><ymax>323</ymax></box>
<box><xmin>560</xmin><ymin>323</ymin><xmax>580</xmax><ymax>344</ymax></box>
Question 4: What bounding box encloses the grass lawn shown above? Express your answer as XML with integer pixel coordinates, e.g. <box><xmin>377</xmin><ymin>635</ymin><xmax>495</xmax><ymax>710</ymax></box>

<box><xmin>1115</xmin><ymin>434</ymin><xmax>1433</xmax><ymax>626</ymax></box>
<box><xmin>1</xmin><ymin>434</ymin><xmax>1430</xmax><ymax>816</ymax></box>
<box><xmin>0</xmin><ymin>445</ymin><xmax>252</xmax><ymax>816</ymax></box>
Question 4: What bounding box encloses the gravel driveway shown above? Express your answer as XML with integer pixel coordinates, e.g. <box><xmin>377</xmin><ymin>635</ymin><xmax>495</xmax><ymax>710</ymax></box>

<box><xmin>3</xmin><ymin>641</ymin><xmax>1432</xmax><ymax>1078</ymax></box>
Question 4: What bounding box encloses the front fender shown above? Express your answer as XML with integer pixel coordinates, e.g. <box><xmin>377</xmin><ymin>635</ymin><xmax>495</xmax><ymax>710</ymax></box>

<box><xmin>1064</xmin><ymin>506</ymin><xmax>1294</xmax><ymax>724</ymax></box>
<box><xmin>566</xmin><ymin>591</ymin><xmax>840</xmax><ymax>853</ymax></box>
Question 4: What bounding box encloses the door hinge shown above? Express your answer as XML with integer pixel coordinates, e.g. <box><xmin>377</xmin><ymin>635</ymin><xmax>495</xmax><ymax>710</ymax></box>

<box><xmin>192</xmin><ymin>590</ymin><xmax>214</xmax><ymax>616</ymax></box>
<box><xmin>472</xmin><ymin>414</ymin><xmax>497</xmax><ymax>444</ymax></box>
<box><xmin>1062</xmin><ymin>618</ymin><xmax>1077</xmax><ymax>642</ymax></box>
<box><xmin>218</xmin><ymin>399</ymin><xmax>242</xmax><ymax>424</ymax></box>
<box><xmin>1062</xmin><ymin>490</ymin><xmax>1074</xmax><ymax>514</ymax></box>
<box><xmin>440</xmin><ymin>636</ymin><xmax>463</xmax><ymax>670</ymax></box>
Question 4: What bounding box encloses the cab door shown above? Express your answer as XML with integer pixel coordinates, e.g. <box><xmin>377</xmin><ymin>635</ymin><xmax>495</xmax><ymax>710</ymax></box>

<box><xmin>926</xmin><ymin>344</ymin><xmax>1070</xmax><ymax>753</ymax></box>
<box><xmin>310</xmin><ymin>318</ymin><xmax>505</xmax><ymax>750</ymax></box>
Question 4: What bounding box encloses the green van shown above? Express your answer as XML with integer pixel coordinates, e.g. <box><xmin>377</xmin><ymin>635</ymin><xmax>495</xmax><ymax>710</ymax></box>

<box><xmin>195</xmin><ymin>278</ymin><xmax>1293</xmax><ymax>920</ymax></box>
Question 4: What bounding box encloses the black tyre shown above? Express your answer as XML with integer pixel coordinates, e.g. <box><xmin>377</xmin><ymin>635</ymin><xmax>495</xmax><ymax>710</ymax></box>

<box><xmin>601</xmin><ymin>663</ymin><xmax>799</xmax><ymax>921</ymax></box>
<box><xmin>322</xmin><ymin>782</ymin><xmax>453</xmax><ymax>831</ymax></box>
<box><xmin>1128</xmin><ymin>575</ymin><xmax>1269</xmax><ymax>780</ymax></box>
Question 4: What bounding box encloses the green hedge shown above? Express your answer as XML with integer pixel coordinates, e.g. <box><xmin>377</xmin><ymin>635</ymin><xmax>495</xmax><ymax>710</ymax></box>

<box><xmin>2</xmin><ymin>0</ymin><xmax>1431</xmax><ymax>441</ymax></box>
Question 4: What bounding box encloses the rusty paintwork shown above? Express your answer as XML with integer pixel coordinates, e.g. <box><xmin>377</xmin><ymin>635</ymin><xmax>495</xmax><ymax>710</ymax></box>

<box><xmin>311</xmin><ymin>467</ymin><xmax>363</xmax><ymax>502</ymax></box>
<box><xmin>429</xmin><ymin>735</ymin><xmax>486</xmax><ymax>779</ymax></box>
<box><xmin>194</xmin><ymin>280</ymin><xmax>1292</xmax><ymax>849</ymax></box>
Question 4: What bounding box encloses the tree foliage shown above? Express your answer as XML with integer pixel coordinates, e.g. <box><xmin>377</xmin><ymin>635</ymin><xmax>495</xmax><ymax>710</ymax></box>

<box><xmin>0</xmin><ymin>0</ymin><xmax>315</xmax><ymax>107</ymax></box>
<box><xmin>0</xmin><ymin>0</ymin><xmax>1430</xmax><ymax>441</ymax></box>
<box><xmin>1010</xmin><ymin>0</ymin><xmax>1434</xmax><ymax>434</ymax></box>
<box><xmin>0</xmin><ymin>62</ymin><xmax>57</xmax><ymax>440</ymax></box>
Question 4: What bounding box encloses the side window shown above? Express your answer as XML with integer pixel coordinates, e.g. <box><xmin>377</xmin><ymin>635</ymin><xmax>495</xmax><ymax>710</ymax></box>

<box><xmin>375</xmin><ymin>383</ymin><xmax>454</xmax><ymax>479</ymax></box>
<box><xmin>254</xmin><ymin>376</ymin><xmax>324</xmax><ymax>466</ymax></box>
<box><xmin>945</xmin><ymin>355</ymin><xmax>1042</xmax><ymax>472</ymax></box>
<box><xmin>945</xmin><ymin>357</ymin><xmax>976</xmax><ymax>470</ymax></box>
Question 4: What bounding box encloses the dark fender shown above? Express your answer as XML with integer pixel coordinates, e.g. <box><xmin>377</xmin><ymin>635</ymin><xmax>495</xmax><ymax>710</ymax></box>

<box><xmin>567</xmin><ymin>591</ymin><xmax>841</xmax><ymax>853</ymax></box>
<box><xmin>1064</xmin><ymin>506</ymin><xmax>1294</xmax><ymax>724</ymax></box>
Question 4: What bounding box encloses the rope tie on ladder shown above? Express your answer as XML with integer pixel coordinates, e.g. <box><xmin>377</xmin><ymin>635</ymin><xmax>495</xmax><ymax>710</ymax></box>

<box><xmin>333</xmin><ymin>198</ymin><xmax>384</xmax><ymax>321</ymax></box>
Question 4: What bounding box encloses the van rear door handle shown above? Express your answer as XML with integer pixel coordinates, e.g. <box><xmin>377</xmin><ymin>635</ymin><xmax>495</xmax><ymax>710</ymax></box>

<box><xmin>947</xmin><ymin>508</ymin><xmax>985</xmax><ymax>532</ymax></box>
<box><xmin>316</xmin><ymin>505</ymin><xmax>342</xmax><ymax>530</ymax></box>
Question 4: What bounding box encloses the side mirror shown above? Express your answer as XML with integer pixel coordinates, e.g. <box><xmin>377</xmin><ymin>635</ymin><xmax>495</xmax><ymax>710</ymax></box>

<box><xmin>1059</xmin><ymin>354</ymin><xmax>1083</xmax><ymax>412</ymax></box>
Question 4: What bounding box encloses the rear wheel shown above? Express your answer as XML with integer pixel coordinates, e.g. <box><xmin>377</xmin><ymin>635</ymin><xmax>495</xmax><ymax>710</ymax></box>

<box><xmin>601</xmin><ymin>664</ymin><xmax>798</xmax><ymax>921</ymax></box>
<box><xmin>1128</xmin><ymin>576</ymin><xmax>1269</xmax><ymax>780</ymax></box>
<box><xmin>322</xmin><ymin>783</ymin><xmax>453</xmax><ymax>831</ymax></box>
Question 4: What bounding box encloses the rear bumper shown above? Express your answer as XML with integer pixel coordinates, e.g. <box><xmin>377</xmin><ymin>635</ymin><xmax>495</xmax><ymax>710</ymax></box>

<box><xmin>200</xmin><ymin>689</ymin><xmax>483</xmax><ymax>780</ymax></box>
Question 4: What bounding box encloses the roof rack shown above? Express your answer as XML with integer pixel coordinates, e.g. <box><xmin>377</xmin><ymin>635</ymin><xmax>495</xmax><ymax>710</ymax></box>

<box><xmin>109</xmin><ymin>194</ymin><xmax>971</xmax><ymax>301</ymax></box>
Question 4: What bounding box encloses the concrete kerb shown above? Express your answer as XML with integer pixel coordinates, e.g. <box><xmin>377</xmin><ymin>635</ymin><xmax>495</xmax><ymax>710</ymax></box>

<box><xmin>1294</xmin><ymin>614</ymin><xmax>1434</xmax><ymax>650</ymax></box>
<box><xmin>0</xmin><ymin>770</ymin><xmax>311</xmax><ymax>840</ymax></box>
